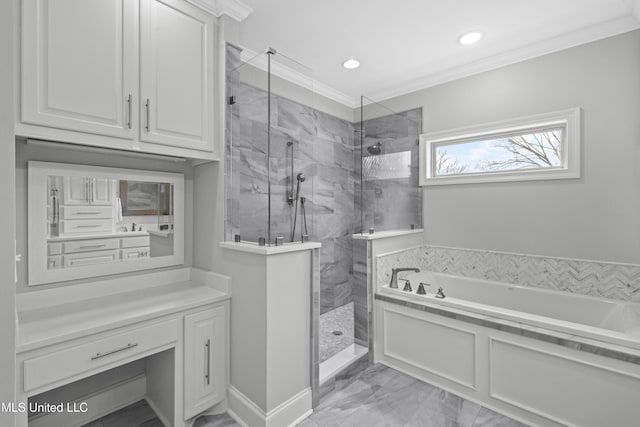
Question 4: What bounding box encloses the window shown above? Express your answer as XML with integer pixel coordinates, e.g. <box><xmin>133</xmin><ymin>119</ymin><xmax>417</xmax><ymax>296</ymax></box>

<box><xmin>419</xmin><ymin>108</ymin><xmax>581</xmax><ymax>185</ymax></box>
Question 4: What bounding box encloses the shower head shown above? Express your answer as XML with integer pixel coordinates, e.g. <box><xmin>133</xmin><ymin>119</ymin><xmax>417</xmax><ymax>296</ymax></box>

<box><xmin>297</xmin><ymin>173</ymin><xmax>306</xmax><ymax>183</ymax></box>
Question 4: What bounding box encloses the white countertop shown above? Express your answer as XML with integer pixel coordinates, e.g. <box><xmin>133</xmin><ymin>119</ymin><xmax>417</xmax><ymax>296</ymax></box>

<box><xmin>48</xmin><ymin>231</ymin><xmax>150</xmax><ymax>242</ymax></box>
<box><xmin>352</xmin><ymin>228</ymin><xmax>424</xmax><ymax>240</ymax></box>
<box><xmin>17</xmin><ymin>275</ymin><xmax>230</xmax><ymax>353</ymax></box>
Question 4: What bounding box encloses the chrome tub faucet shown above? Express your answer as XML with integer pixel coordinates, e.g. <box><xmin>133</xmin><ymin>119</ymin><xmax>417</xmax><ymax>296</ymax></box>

<box><xmin>389</xmin><ymin>267</ymin><xmax>420</xmax><ymax>288</ymax></box>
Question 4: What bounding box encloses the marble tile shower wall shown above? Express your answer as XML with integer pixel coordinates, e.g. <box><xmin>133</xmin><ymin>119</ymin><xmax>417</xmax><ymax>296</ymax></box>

<box><xmin>354</xmin><ymin>109</ymin><xmax>422</xmax><ymax>233</ymax></box>
<box><xmin>377</xmin><ymin>245</ymin><xmax>640</xmax><ymax>302</ymax></box>
<box><xmin>225</xmin><ymin>45</ymin><xmax>356</xmax><ymax>314</ymax></box>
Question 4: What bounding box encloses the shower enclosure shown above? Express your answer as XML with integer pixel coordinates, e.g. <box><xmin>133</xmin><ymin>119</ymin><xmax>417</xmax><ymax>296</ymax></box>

<box><xmin>225</xmin><ymin>47</ymin><xmax>315</xmax><ymax>246</ymax></box>
<box><xmin>225</xmin><ymin>46</ymin><xmax>422</xmax><ymax>405</ymax></box>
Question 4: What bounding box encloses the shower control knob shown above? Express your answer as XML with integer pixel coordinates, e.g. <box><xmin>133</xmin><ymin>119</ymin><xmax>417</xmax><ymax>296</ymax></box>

<box><xmin>403</xmin><ymin>280</ymin><xmax>412</xmax><ymax>292</ymax></box>
<box><xmin>417</xmin><ymin>283</ymin><xmax>427</xmax><ymax>295</ymax></box>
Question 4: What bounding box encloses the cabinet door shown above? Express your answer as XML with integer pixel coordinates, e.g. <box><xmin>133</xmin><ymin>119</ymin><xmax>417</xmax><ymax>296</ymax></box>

<box><xmin>22</xmin><ymin>0</ymin><xmax>138</xmax><ymax>139</ymax></box>
<box><xmin>140</xmin><ymin>0</ymin><xmax>214</xmax><ymax>153</ymax></box>
<box><xmin>63</xmin><ymin>177</ymin><xmax>90</xmax><ymax>205</ymax></box>
<box><xmin>184</xmin><ymin>305</ymin><xmax>227</xmax><ymax>419</ymax></box>
<box><xmin>91</xmin><ymin>178</ymin><xmax>113</xmax><ymax>205</ymax></box>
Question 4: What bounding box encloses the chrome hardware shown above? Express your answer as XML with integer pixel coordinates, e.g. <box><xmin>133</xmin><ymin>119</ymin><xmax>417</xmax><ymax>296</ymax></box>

<box><xmin>275</xmin><ymin>236</ymin><xmax>284</xmax><ymax>246</ymax></box>
<box><xmin>258</xmin><ymin>237</ymin><xmax>266</xmax><ymax>246</ymax></box>
<box><xmin>435</xmin><ymin>287</ymin><xmax>446</xmax><ymax>299</ymax></box>
<box><xmin>234</xmin><ymin>234</ymin><xmax>241</xmax><ymax>243</ymax></box>
<box><xmin>403</xmin><ymin>280</ymin><xmax>412</xmax><ymax>292</ymax></box>
<box><xmin>91</xmin><ymin>343</ymin><xmax>138</xmax><ymax>360</ymax></box>
<box><xmin>74</xmin><ymin>211</ymin><xmax>102</xmax><ymax>215</ymax></box>
<box><xmin>417</xmin><ymin>283</ymin><xmax>428</xmax><ymax>295</ymax></box>
<box><xmin>74</xmin><ymin>225</ymin><xmax>101</xmax><ymax>228</ymax></box>
<box><xmin>127</xmin><ymin>94</ymin><xmax>132</xmax><ymax>129</ymax></box>
<box><xmin>205</xmin><ymin>339</ymin><xmax>211</xmax><ymax>385</ymax></box>
<box><xmin>369</xmin><ymin>227</ymin><xmax>374</xmax><ymax>235</ymax></box>
<box><xmin>131</xmin><ymin>222</ymin><xmax>137</xmax><ymax>232</ymax></box>
<box><xmin>86</xmin><ymin>179</ymin><xmax>90</xmax><ymax>203</ymax></box>
<box><xmin>90</xmin><ymin>181</ymin><xmax>94</xmax><ymax>204</ymax></box>
<box><xmin>145</xmin><ymin>98</ymin><xmax>150</xmax><ymax>132</ymax></box>
<box><xmin>389</xmin><ymin>267</ymin><xmax>420</xmax><ymax>288</ymax></box>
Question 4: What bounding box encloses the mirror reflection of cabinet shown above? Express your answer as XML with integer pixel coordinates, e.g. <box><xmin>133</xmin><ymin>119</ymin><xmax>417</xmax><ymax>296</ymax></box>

<box><xmin>29</xmin><ymin>162</ymin><xmax>184</xmax><ymax>286</ymax></box>
<box><xmin>64</xmin><ymin>177</ymin><xmax>112</xmax><ymax>205</ymax></box>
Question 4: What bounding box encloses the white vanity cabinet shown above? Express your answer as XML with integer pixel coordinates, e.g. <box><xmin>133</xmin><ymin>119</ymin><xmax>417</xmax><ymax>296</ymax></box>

<box><xmin>15</xmin><ymin>269</ymin><xmax>232</xmax><ymax>427</ymax></box>
<box><xmin>21</xmin><ymin>0</ymin><xmax>138</xmax><ymax>140</ymax></box>
<box><xmin>184</xmin><ymin>305</ymin><xmax>228</xmax><ymax>419</ymax></box>
<box><xmin>20</xmin><ymin>0</ymin><xmax>217</xmax><ymax>159</ymax></box>
<box><xmin>140</xmin><ymin>0</ymin><xmax>215</xmax><ymax>153</ymax></box>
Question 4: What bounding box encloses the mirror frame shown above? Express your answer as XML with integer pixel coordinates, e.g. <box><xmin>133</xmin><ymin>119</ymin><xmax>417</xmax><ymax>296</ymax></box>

<box><xmin>28</xmin><ymin>161</ymin><xmax>185</xmax><ymax>286</ymax></box>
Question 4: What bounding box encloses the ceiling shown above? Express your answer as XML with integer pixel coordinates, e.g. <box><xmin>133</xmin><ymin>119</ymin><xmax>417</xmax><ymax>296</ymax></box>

<box><xmin>236</xmin><ymin>0</ymin><xmax>640</xmax><ymax>107</ymax></box>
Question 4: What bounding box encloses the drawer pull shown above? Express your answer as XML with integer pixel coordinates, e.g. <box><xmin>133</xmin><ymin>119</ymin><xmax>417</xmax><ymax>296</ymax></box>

<box><xmin>74</xmin><ymin>225</ymin><xmax>102</xmax><ymax>228</ymax></box>
<box><xmin>77</xmin><ymin>244</ymin><xmax>107</xmax><ymax>250</ymax></box>
<box><xmin>74</xmin><ymin>211</ymin><xmax>102</xmax><ymax>215</ymax></box>
<box><xmin>91</xmin><ymin>343</ymin><xmax>138</xmax><ymax>360</ymax></box>
<box><xmin>205</xmin><ymin>339</ymin><xmax>211</xmax><ymax>385</ymax></box>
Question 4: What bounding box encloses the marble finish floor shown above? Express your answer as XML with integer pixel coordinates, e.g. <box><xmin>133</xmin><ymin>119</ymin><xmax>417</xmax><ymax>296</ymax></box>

<box><xmin>319</xmin><ymin>302</ymin><xmax>354</xmax><ymax>363</ymax></box>
<box><xmin>81</xmin><ymin>399</ymin><xmax>162</xmax><ymax>426</ymax></box>
<box><xmin>197</xmin><ymin>364</ymin><xmax>529</xmax><ymax>427</ymax></box>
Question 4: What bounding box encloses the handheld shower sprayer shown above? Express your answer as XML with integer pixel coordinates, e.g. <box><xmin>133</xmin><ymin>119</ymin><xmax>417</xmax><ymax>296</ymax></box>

<box><xmin>295</xmin><ymin>173</ymin><xmax>306</xmax><ymax>201</ymax></box>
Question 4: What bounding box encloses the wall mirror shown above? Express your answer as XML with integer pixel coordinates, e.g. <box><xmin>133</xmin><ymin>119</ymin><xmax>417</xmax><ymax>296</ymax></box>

<box><xmin>28</xmin><ymin>161</ymin><xmax>184</xmax><ymax>285</ymax></box>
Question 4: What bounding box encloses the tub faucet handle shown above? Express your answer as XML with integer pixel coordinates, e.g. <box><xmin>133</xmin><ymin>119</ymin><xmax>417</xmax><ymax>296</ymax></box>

<box><xmin>403</xmin><ymin>280</ymin><xmax>412</xmax><ymax>292</ymax></box>
<box><xmin>417</xmin><ymin>283</ymin><xmax>428</xmax><ymax>295</ymax></box>
<box><xmin>435</xmin><ymin>287</ymin><xmax>445</xmax><ymax>299</ymax></box>
<box><xmin>389</xmin><ymin>267</ymin><xmax>421</xmax><ymax>288</ymax></box>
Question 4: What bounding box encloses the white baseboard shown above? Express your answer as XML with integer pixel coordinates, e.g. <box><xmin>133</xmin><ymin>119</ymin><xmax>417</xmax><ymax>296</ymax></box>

<box><xmin>228</xmin><ymin>386</ymin><xmax>312</xmax><ymax>427</ymax></box>
<box><xmin>28</xmin><ymin>374</ymin><xmax>146</xmax><ymax>427</ymax></box>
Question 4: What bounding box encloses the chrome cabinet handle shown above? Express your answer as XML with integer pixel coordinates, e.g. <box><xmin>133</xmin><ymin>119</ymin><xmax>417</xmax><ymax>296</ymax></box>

<box><xmin>145</xmin><ymin>98</ymin><xmax>150</xmax><ymax>132</ymax></box>
<box><xmin>85</xmin><ymin>179</ymin><xmax>90</xmax><ymax>203</ymax></box>
<box><xmin>91</xmin><ymin>343</ymin><xmax>138</xmax><ymax>360</ymax></box>
<box><xmin>74</xmin><ymin>211</ymin><xmax>102</xmax><ymax>215</ymax></box>
<box><xmin>205</xmin><ymin>339</ymin><xmax>211</xmax><ymax>385</ymax></box>
<box><xmin>90</xmin><ymin>180</ymin><xmax>94</xmax><ymax>204</ymax></box>
<box><xmin>127</xmin><ymin>94</ymin><xmax>132</xmax><ymax>129</ymax></box>
<box><xmin>74</xmin><ymin>225</ymin><xmax>102</xmax><ymax>228</ymax></box>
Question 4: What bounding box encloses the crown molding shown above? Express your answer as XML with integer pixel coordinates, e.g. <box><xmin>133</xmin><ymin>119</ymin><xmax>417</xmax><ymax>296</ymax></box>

<box><xmin>367</xmin><ymin>14</ymin><xmax>640</xmax><ymax>103</ymax></box>
<box><xmin>239</xmin><ymin>48</ymin><xmax>358</xmax><ymax>108</ymax></box>
<box><xmin>187</xmin><ymin>0</ymin><xmax>253</xmax><ymax>21</ymax></box>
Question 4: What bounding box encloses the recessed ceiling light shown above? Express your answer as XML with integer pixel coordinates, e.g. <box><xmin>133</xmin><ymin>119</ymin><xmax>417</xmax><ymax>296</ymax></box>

<box><xmin>343</xmin><ymin>59</ymin><xmax>360</xmax><ymax>69</ymax></box>
<box><xmin>459</xmin><ymin>31</ymin><xmax>483</xmax><ymax>45</ymax></box>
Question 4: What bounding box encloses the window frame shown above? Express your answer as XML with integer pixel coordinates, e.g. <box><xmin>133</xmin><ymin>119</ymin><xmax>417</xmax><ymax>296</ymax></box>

<box><xmin>419</xmin><ymin>108</ymin><xmax>581</xmax><ymax>186</ymax></box>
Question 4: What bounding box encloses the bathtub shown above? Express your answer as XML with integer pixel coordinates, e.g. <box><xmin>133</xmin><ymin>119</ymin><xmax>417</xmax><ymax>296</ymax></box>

<box><xmin>374</xmin><ymin>270</ymin><xmax>640</xmax><ymax>427</ymax></box>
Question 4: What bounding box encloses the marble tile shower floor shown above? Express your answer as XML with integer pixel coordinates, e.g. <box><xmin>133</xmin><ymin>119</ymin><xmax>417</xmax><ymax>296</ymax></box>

<box><xmin>195</xmin><ymin>363</ymin><xmax>528</xmax><ymax>427</ymax></box>
<box><xmin>320</xmin><ymin>302</ymin><xmax>354</xmax><ymax>363</ymax></box>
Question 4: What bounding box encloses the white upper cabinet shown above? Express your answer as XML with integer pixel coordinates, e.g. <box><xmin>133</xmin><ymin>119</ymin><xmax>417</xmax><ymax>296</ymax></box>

<box><xmin>140</xmin><ymin>0</ymin><xmax>215</xmax><ymax>153</ymax></box>
<box><xmin>20</xmin><ymin>0</ymin><xmax>217</xmax><ymax>159</ymax></box>
<box><xmin>63</xmin><ymin>177</ymin><xmax>112</xmax><ymax>205</ymax></box>
<box><xmin>21</xmin><ymin>0</ymin><xmax>138</xmax><ymax>139</ymax></box>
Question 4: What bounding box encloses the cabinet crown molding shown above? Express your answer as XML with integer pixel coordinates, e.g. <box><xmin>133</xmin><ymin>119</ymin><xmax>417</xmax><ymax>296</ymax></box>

<box><xmin>188</xmin><ymin>0</ymin><xmax>252</xmax><ymax>21</ymax></box>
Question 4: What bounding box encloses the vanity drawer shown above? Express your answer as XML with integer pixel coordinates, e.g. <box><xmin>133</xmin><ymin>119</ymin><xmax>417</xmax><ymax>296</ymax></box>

<box><xmin>62</xmin><ymin>219</ymin><xmax>113</xmax><ymax>235</ymax></box>
<box><xmin>47</xmin><ymin>242</ymin><xmax>62</xmax><ymax>255</ymax></box>
<box><xmin>63</xmin><ymin>238</ymin><xmax>120</xmax><ymax>254</ymax></box>
<box><xmin>121</xmin><ymin>235</ymin><xmax>150</xmax><ymax>248</ymax></box>
<box><xmin>64</xmin><ymin>249</ymin><xmax>120</xmax><ymax>267</ymax></box>
<box><xmin>23</xmin><ymin>318</ymin><xmax>180</xmax><ymax>393</ymax></box>
<box><xmin>62</xmin><ymin>205</ymin><xmax>113</xmax><ymax>220</ymax></box>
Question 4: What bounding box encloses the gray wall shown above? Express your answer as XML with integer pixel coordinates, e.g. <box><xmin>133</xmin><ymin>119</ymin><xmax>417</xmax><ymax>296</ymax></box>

<box><xmin>370</xmin><ymin>30</ymin><xmax>640</xmax><ymax>264</ymax></box>
<box><xmin>0</xmin><ymin>0</ymin><xmax>15</xmax><ymax>424</ymax></box>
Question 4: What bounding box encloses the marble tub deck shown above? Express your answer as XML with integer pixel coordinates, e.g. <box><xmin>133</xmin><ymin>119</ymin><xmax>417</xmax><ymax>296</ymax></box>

<box><xmin>194</xmin><ymin>363</ymin><xmax>527</xmax><ymax>427</ymax></box>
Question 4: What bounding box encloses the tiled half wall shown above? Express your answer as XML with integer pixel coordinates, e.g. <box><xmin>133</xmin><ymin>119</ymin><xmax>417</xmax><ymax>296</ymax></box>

<box><xmin>377</xmin><ymin>245</ymin><xmax>640</xmax><ymax>302</ymax></box>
